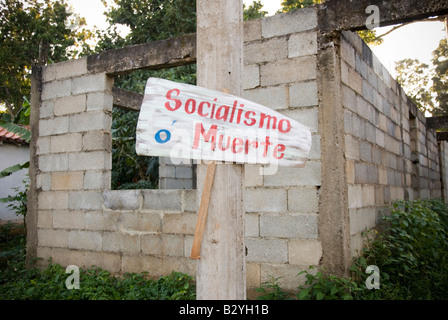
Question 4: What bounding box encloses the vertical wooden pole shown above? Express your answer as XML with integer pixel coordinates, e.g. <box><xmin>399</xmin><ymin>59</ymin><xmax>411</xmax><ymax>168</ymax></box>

<box><xmin>196</xmin><ymin>0</ymin><xmax>246</xmax><ymax>299</ymax></box>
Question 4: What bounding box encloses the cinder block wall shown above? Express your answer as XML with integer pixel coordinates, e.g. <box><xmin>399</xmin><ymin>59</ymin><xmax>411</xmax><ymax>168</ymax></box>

<box><xmin>340</xmin><ymin>31</ymin><xmax>442</xmax><ymax>257</ymax></box>
<box><xmin>30</xmin><ymin>6</ymin><xmax>446</xmax><ymax>296</ymax></box>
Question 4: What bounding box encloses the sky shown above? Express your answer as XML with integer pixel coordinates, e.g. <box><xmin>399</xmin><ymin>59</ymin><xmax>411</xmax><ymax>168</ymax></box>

<box><xmin>69</xmin><ymin>0</ymin><xmax>446</xmax><ymax>79</ymax></box>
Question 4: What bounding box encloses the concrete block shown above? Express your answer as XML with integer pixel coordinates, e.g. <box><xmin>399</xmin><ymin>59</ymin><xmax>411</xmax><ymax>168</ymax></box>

<box><xmin>86</xmin><ymin>211</ymin><xmax>119</xmax><ymax>231</ymax></box>
<box><xmin>244</xmin><ymin>64</ymin><xmax>260</xmax><ymax>89</ymax></box>
<box><xmin>246</xmin><ymin>263</ymin><xmax>261</xmax><ymax>291</ymax></box>
<box><xmin>53</xmin><ymin>95</ymin><xmax>86</xmax><ymax>116</ymax></box>
<box><xmin>245</xmin><ymin>213</ymin><xmax>259</xmax><ymax>237</ymax></box>
<box><xmin>162</xmin><ymin>256</ymin><xmax>196</xmax><ymax>277</ymax></box>
<box><xmin>243</xmin><ymin>85</ymin><xmax>288</xmax><ymax>110</ymax></box>
<box><xmin>68</xmin><ymin>190</ymin><xmax>103</xmax><ymax>210</ymax></box>
<box><xmin>84</xmin><ymin>251</ymin><xmax>122</xmax><ymax>273</ymax></box>
<box><xmin>40</xmin><ymin>100</ymin><xmax>54</xmax><ymax>119</ymax></box>
<box><xmin>54</xmin><ymin>57</ymin><xmax>88</xmax><ymax>80</ymax></box>
<box><xmin>160</xmin><ymin>178</ymin><xmax>193</xmax><ymax>189</ymax></box>
<box><xmin>280</xmin><ymin>107</ymin><xmax>318</xmax><ymax>133</ymax></box>
<box><xmin>52</xmin><ymin>248</ymin><xmax>86</xmax><ymax>269</ymax></box>
<box><xmin>141</xmin><ymin>234</ymin><xmax>184</xmax><ymax>257</ymax></box>
<box><xmin>38</xmin><ymin>191</ymin><xmax>69</xmax><ymax>210</ymax></box>
<box><xmin>37</xmin><ymin>228</ymin><xmax>69</xmax><ymax>248</ymax></box>
<box><xmin>289</xmin><ymin>239</ymin><xmax>322</xmax><ymax>265</ymax></box>
<box><xmin>182</xmin><ymin>189</ymin><xmax>197</xmax><ymax>212</ymax></box>
<box><xmin>142</xmin><ymin>189</ymin><xmax>183</xmax><ymax>212</ymax></box>
<box><xmin>119</xmin><ymin>212</ymin><xmax>161</xmax><ymax>233</ymax></box>
<box><xmin>51</xmin><ymin>172</ymin><xmax>84</xmax><ymax>190</ymax></box>
<box><xmin>162</xmin><ymin>213</ymin><xmax>197</xmax><ymax>235</ymax></box>
<box><xmin>246</xmin><ymin>238</ymin><xmax>287</xmax><ymax>263</ymax></box>
<box><xmin>346</xmin><ymin>159</ymin><xmax>355</xmax><ymax>184</ymax></box>
<box><xmin>289</xmin><ymin>81</ymin><xmax>318</xmax><ymax>107</ymax></box>
<box><xmin>348</xmin><ymin>185</ymin><xmax>363</xmax><ymax>209</ymax></box>
<box><xmin>37</xmin><ymin>210</ymin><xmax>52</xmax><ymax>228</ymax></box>
<box><xmin>175</xmin><ymin>166</ymin><xmax>193</xmax><ymax>179</ymax></box>
<box><xmin>53</xmin><ymin>210</ymin><xmax>85</xmax><ymax>229</ymax></box>
<box><xmin>69</xmin><ymin>111</ymin><xmax>111</xmax><ymax>133</ymax></box>
<box><xmin>41</xmin><ymin>79</ymin><xmax>72</xmax><ymax>100</ymax></box>
<box><xmin>72</xmin><ymin>73</ymin><xmax>113</xmax><ymax>95</ymax></box>
<box><xmin>42</xmin><ymin>64</ymin><xmax>56</xmax><ymax>83</ymax></box>
<box><xmin>287</xmin><ymin>187</ymin><xmax>319</xmax><ymax>213</ymax></box>
<box><xmin>102</xmin><ymin>232</ymin><xmax>140</xmax><ymax>254</ymax></box>
<box><xmin>86</xmin><ymin>92</ymin><xmax>113</xmax><ymax>112</ymax></box>
<box><xmin>264</xmin><ymin>161</ymin><xmax>321</xmax><ymax>186</ymax></box>
<box><xmin>121</xmin><ymin>255</ymin><xmax>162</xmax><ymax>276</ymax></box>
<box><xmin>244</xmin><ymin>164</ymin><xmax>263</xmax><ymax>187</ymax></box>
<box><xmin>159</xmin><ymin>165</ymin><xmax>176</xmax><ymax>179</ymax></box>
<box><xmin>261</xmin><ymin>6</ymin><xmax>317</xmax><ymax>38</ymax></box>
<box><xmin>288</xmin><ymin>32</ymin><xmax>317</xmax><ymax>58</ymax></box>
<box><xmin>245</xmin><ymin>188</ymin><xmax>287</xmax><ymax>212</ymax></box>
<box><xmin>84</xmin><ymin>171</ymin><xmax>109</xmax><ymax>190</ymax></box>
<box><xmin>260</xmin><ymin>56</ymin><xmax>316</xmax><ymax>86</ymax></box>
<box><xmin>354</xmin><ymin>162</ymin><xmax>378</xmax><ymax>184</ymax></box>
<box><xmin>51</xmin><ymin>133</ymin><xmax>82</xmax><ymax>153</ymax></box>
<box><xmin>260</xmin><ymin>213</ymin><xmax>318</xmax><ymax>238</ymax></box>
<box><xmin>68</xmin><ymin>151</ymin><xmax>110</xmax><ymax>171</ymax></box>
<box><xmin>346</xmin><ymin>66</ymin><xmax>363</xmax><ymax>95</ymax></box>
<box><xmin>243</xmin><ymin>18</ymin><xmax>262</xmax><ymax>42</ymax></box>
<box><xmin>345</xmin><ymin>134</ymin><xmax>359</xmax><ymax>160</ymax></box>
<box><xmin>82</xmin><ymin>131</ymin><xmax>111</xmax><ymax>151</ymax></box>
<box><xmin>37</xmin><ymin>173</ymin><xmax>52</xmax><ymax>191</ymax></box>
<box><xmin>359</xmin><ymin>141</ymin><xmax>372</xmax><ymax>163</ymax></box>
<box><xmin>36</xmin><ymin>137</ymin><xmax>50</xmax><ymax>155</ymax></box>
<box><xmin>261</xmin><ymin>263</ymin><xmax>311</xmax><ymax>290</ymax></box>
<box><xmin>245</xmin><ymin>37</ymin><xmax>287</xmax><ymax>65</ymax></box>
<box><xmin>349</xmin><ymin>207</ymin><xmax>377</xmax><ymax>235</ymax></box>
<box><xmin>103</xmin><ymin>189</ymin><xmax>140</xmax><ymax>210</ymax></box>
<box><xmin>39</xmin><ymin>116</ymin><xmax>70</xmax><ymax>136</ymax></box>
<box><xmin>362</xmin><ymin>185</ymin><xmax>376</xmax><ymax>206</ymax></box>
<box><xmin>340</xmin><ymin>38</ymin><xmax>356</xmax><ymax>67</ymax></box>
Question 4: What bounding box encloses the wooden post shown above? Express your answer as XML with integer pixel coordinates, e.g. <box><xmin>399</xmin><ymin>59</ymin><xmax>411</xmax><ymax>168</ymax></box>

<box><xmin>195</xmin><ymin>0</ymin><xmax>246</xmax><ymax>299</ymax></box>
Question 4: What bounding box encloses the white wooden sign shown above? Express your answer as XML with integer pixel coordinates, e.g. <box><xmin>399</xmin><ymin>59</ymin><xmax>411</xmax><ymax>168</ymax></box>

<box><xmin>136</xmin><ymin>77</ymin><xmax>311</xmax><ymax>167</ymax></box>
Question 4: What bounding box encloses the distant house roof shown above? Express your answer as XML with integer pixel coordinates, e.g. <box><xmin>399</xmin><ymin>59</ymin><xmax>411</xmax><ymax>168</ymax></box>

<box><xmin>0</xmin><ymin>125</ymin><xmax>30</xmax><ymax>146</ymax></box>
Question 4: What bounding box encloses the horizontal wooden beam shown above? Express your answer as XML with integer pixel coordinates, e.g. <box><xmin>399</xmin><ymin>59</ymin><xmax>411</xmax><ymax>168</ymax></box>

<box><xmin>112</xmin><ymin>87</ymin><xmax>143</xmax><ymax>111</ymax></box>
<box><xmin>426</xmin><ymin>116</ymin><xmax>448</xmax><ymax>130</ymax></box>
<box><xmin>319</xmin><ymin>0</ymin><xmax>448</xmax><ymax>34</ymax></box>
<box><xmin>87</xmin><ymin>33</ymin><xmax>196</xmax><ymax>76</ymax></box>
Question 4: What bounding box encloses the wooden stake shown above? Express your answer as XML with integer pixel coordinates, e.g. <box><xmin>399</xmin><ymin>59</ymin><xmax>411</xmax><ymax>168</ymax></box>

<box><xmin>190</xmin><ymin>161</ymin><xmax>216</xmax><ymax>259</ymax></box>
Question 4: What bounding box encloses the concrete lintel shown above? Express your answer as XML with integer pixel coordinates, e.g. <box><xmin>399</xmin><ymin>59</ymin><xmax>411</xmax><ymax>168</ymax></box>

<box><xmin>319</xmin><ymin>0</ymin><xmax>448</xmax><ymax>34</ymax></box>
<box><xmin>112</xmin><ymin>87</ymin><xmax>143</xmax><ymax>112</ymax></box>
<box><xmin>87</xmin><ymin>33</ymin><xmax>196</xmax><ymax>76</ymax></box>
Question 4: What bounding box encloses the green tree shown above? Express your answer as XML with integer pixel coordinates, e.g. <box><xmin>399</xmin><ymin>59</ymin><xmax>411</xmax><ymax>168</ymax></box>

<box><xmin>395</xmin><ymin>58</ymin><xmax>434</xmax><ymax>114</ymax></box>
<box><xmin>396</xmin><ymin>38</ymin><xmax>448</xmax><ymax>116</ymax></box>
<box><xmin>0</xmin><ymin>0</ymin><xmax>93</xmax><ymax>120</ymax></box>
<box><xmin>431</xmin><ymin>38</ymin><xmax>448</xmax><ymax>116</ymax></box>
<box><xmin>244</xmin><ymin>1</ymin><xmax>268</xmax><ymax>21</ymax></box>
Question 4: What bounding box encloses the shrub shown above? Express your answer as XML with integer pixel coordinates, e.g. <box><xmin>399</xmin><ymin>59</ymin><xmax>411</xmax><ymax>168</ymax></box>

<box><xmin>351</xmin><ymin>199</ymin><xmax>448</xmax><ymax>299</ymax></box>
<box><xmin>258</xmin><ymin>199</ymin><xmax>448</xmax><ymax>300</ymax></box>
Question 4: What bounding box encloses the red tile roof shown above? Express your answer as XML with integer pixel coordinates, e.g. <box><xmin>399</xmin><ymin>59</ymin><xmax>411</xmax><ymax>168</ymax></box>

<box><xmin>0</xmin><ymin>124</ymin><xmax>30</xmax><ymax>145</ymax></box>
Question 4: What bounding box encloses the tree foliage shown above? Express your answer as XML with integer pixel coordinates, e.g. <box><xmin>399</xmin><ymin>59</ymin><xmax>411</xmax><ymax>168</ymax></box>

<box><xmin>431</xmin><ymin>38</ymin><xmax>448</xmax><ymax>116</ymax></box>
<box><xmin>396</xmin><ymin>38</ymin><xmax>448</xmax><ymax>116</ymax></box>
<box><xmin>396</xmin><ymin>59</ymin><xmax>434</xmax><ymax>114</ymax></box>
<box><xmin>0</xmin><ymin>0</ymin><xmax>93</xmax><ymax>119</ymax></box>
